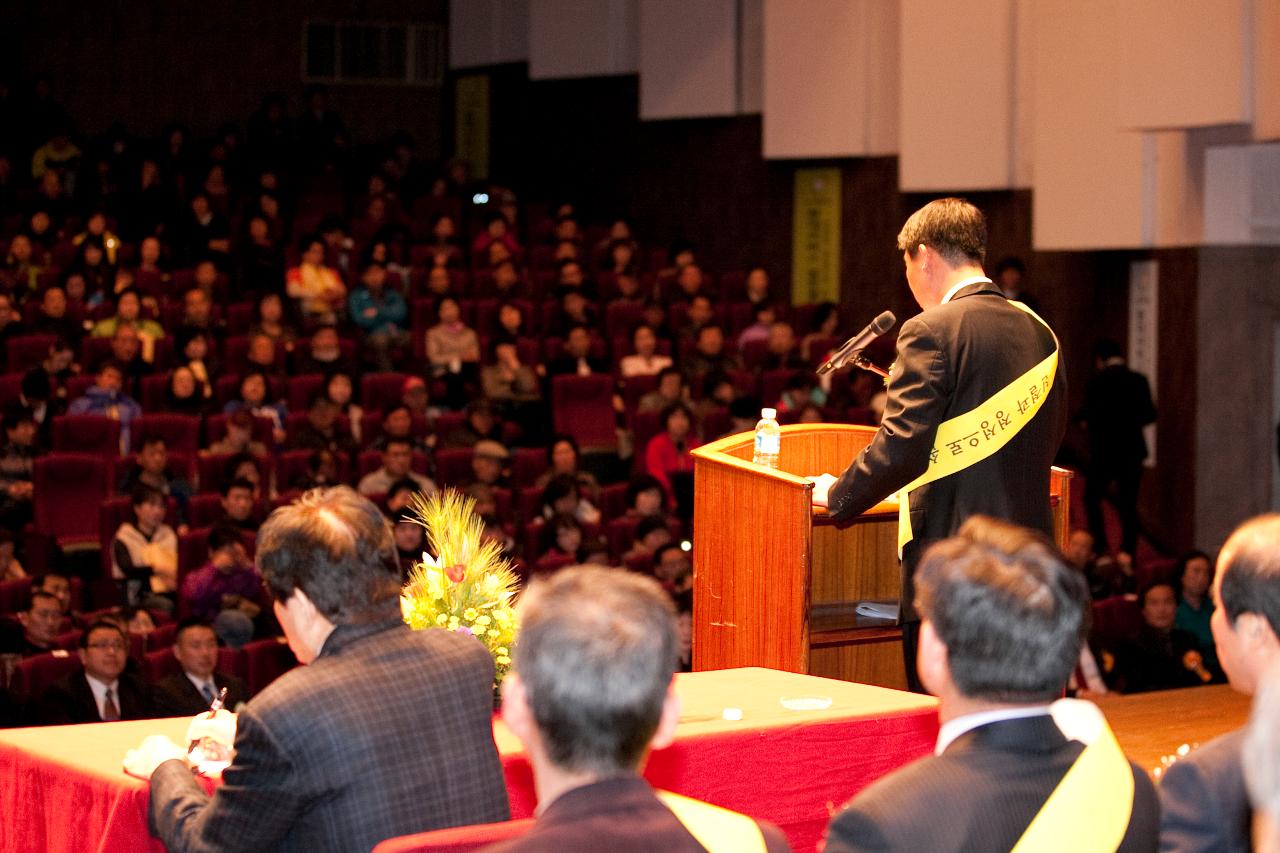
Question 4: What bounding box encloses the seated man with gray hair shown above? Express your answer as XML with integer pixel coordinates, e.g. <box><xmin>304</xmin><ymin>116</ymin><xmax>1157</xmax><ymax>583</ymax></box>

<box><xmin>127</xmin><ymin>486</ymin><xmax>510</xmax><ymax>852</ymax></box>
<box><xmin>486</xmin><ymin>566</ymin><xmax>790</xmax><ymax>853</ymax></box>
<box><xmin>824</xmin><ymin>516</ymin><xmax>1159</xmax><ymax>853</ymax></box>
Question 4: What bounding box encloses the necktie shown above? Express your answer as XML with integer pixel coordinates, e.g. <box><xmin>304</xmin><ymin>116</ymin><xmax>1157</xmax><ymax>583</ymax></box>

<box><xmin>201</xmin><ymin>683</ymin><xmax>215</xmax><ymax>704</ymax></box>
<box><xmin>102</xmin><ymin>688</ymin><xmax>120</xmax><ymax>722</ymax></box>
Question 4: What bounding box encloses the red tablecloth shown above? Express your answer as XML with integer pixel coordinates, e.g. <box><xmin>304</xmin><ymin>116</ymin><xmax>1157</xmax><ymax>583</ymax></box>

<box><xmin>0</xmin><ymin>667</ymin><xmax>938</xmax><ymax>853</ymax></box>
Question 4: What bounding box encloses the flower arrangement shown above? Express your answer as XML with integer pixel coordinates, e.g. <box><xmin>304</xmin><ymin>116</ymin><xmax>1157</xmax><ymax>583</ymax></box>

<box><xmin>400</xmin><ymin>489</ymin><xmax>520</xmax><ymax>686</ymax></box>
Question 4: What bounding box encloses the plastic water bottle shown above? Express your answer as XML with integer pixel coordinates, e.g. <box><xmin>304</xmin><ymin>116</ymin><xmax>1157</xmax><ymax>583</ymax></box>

<box><xmin>752</xmin><ymin>407</ymin><xmax>781</xmax><ymax>468</ymax></box>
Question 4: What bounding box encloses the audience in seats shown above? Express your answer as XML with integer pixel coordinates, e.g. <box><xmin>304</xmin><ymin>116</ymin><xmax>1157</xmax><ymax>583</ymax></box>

<box><xmin>0</xmin><ymin>83</ymin><xmax>1219</xmax><ymax>743</ymax></box>
<box><xmin>179</xmin><ymin>523</ymin><xmax>263</xmax><ymax>647</ymax></box>
<box><xmin>357</xmin><ymin>437</ymin><xmax>435</xmax><ymax>497</ymax></box>
<box><xmin>110</xmin><ymin>485</ymin><xmax>179</xmax><ymax>606</ymax></box>
<box><xmin>1113</xmin><ymin>582</ymin><xmax>1220</xmax><ymax>694</ymax></box>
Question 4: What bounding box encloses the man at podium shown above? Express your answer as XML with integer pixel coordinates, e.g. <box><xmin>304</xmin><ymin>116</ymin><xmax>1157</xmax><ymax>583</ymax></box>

<box><xmin>811</xmin><ymin>198</ymin><xmax>1066</xmax><ymax>691</ymax></box>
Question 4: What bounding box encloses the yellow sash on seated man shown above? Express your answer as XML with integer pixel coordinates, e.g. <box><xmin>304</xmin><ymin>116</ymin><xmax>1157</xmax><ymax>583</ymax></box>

<box><xmin>897</xmin><ymin>301</ymin><xmax>1059</xmax><ymax>555</ymax></box>
<box><xmin>1011</xmin><ymin>699</ymin><xmax>1136</xmax><ymax>852</ymax></box>
<box><xmin>656</xmin><ymin>790</ymin><xmax>767</xmax><ymax>853</ymax></box>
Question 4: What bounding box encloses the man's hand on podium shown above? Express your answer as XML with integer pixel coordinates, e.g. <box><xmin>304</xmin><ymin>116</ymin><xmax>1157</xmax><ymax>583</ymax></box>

<box><xmin>807</xmin><ymin>473</ymin><xmax>838</xmax><ymax>508</ymax></box>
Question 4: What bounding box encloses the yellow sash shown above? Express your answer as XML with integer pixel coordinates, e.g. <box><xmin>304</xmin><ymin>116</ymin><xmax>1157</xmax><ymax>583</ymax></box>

<box><xmin>1011</xmin><ymin>707</ymin><xmax>1135</xmax><ymax>852</ymax></box>
<box><xmin>897</xmin><ymin>300</ymin><xmax>1059</xmax><ymax>555</ymax></box>
<box><xmin>656</xmin><ymin>790</ymin><xmax>767</xmax><ymax>853</ymax></box>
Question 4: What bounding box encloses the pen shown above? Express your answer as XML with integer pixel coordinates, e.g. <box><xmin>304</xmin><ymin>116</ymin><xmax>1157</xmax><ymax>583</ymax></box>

<box><xmin>188</xmin><ymin>687</ymin><xmax>229</xmax><ymax>755</ymax></box>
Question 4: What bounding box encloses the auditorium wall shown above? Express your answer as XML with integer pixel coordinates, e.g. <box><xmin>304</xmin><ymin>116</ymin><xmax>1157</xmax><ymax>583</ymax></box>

<box><xmin>0</xmin><ymin>0</ymin><xmax>448</xmax><ymax>157</ymax></box>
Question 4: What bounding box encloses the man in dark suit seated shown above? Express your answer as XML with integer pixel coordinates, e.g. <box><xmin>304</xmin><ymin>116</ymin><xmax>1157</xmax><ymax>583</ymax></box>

<box><xmin>125</xmin><ymin>486</ymin><xmax>511</xmax><ymax>852</ymax></box>
<box><xmin>0</xmin><ymin>590</ymin><xmax>63</xmax><ymax>657</ymax></box>
<box><xmin>38</xmin><ymin>620</ymin><xmax>150</xmax><ymax>724</ymax></box>
<box><xmin>151</xmin><ymin>619</ymin><xmax>249</xmax><ymax>717</ymax></box>
<box><xmin>824</xmin><ymin>517</ymin><xmax>1159</xmax><ymax>853</ymax></box>
<box><xmin>485</xmin><ymin>566</ymin><xmax>790</xmax><ymax>853</ymax></box>
<box><xmin>1160</xmin><ymin>514</ymin><xmax>1280</xmax><ymax>853</ymax></box>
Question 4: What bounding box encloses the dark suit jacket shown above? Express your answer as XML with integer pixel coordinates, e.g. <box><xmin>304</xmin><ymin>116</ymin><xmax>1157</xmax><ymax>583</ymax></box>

<box><xmin>483</xmin><ymin>776</ymin><xmax>791</xmax><ymax>853</ymax></box>
<box><xmin>149</xmin><ymin>618</ymin><xmax>511</xmax><ymax>853</ymax></box>
<box><xmin>824</xmin><ymin>715</ymin><xmax>1159</xmax><ymax>853</ymax></box>
<box><xmin>827</xmin><ymin>283</ymin><xmax>1067</xmax><ymax>620</ymax></box>
<box><xmin>150</xmin><ymin>670</ymin><xmax>251</xmax><ymax>717</ymax></box>
<box><xmin>1158</xmin><ymin>727</ymin><xmax>1250</xmax><ymax>853</ymax></box>
<box><xmin>38</xmin><ymin>670</ymin><xmax>151</xmax><ymax>725</ymax></box>
<box><xmin>1079</xmin><ymin>362</ymin><xmax>1156</xmax><ymax>468</ymax></box>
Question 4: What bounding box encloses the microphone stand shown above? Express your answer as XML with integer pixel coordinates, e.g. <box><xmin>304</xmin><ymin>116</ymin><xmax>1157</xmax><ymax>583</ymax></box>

<box><xmin>821</xmin><ymin>347</ymin><xmax>890</xmax><ymax>379</ymax></box>
<box><xmin>852</xmin><ymin>352</ymin><xmax>889</xmax><ymax>379</ymax></box>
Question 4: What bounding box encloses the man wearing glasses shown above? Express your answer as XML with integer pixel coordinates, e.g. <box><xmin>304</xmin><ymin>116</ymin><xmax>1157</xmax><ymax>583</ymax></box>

<box><xmin>37</xmin><ymin>620</ymin><xmax>150</xmax><ymax>724</ymax></box>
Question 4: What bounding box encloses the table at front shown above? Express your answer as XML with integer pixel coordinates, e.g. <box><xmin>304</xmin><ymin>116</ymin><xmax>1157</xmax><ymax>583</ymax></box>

<box><xmin>0</xmin><ymin>666</ymin><xmax>939</xmax><ymax>853</ymax></box>
<box><xmin>1096</xmin><ymin>683</ymin><xmax>1251</xmax><ymax>777</ymax></box>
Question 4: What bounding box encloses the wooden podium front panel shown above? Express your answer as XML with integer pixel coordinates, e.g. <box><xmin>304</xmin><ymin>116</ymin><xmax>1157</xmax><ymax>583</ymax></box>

<box><xmin>691</xmin><ymin>453</ymin><xmax>814</xmax><ymax>674</ymax></box>
<box><xmin>810</xmin><ymin>517</ymin><xmax>899</xmax><ymax>604</ymax></box>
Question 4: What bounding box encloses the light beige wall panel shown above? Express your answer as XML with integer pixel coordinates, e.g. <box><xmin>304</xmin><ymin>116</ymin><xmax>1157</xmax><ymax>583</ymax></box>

<box><xmin>762</xmin><ymin>0</ymin><xmax>898</xmax><ymax>159</ymax></box>
<box><xmin>899</xmin><ymin>0</ymin><xmax>1016</xmax><ymax>190</ymax></box>
<box><xmin>1032</xmin><ymin>0</ymin><xmax>1147</xmax><ymax>249</ymax></box>
<box><xmin>529</xmin><ymin>0</ymin><xmax>638</xmax><ymax>80</ymax></box>
<box><xmin>639</xmin><ymin>0</ymin><xmax>738</xmax><ymax>119</ymax></box>
<box><xmin>1116</xmin><ymin>0</ymin><xmax>1249</xmax><ymax>129</ymax></box>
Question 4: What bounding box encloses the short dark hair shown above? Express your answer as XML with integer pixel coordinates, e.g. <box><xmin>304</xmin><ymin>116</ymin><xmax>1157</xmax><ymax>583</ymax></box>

<box><xmin>515</xmin><ymin>566</ymin><xmax>678</xmax><ymax>775</ymax></box>
<box><xmin>994</xmin><ymin>256</ymin><xmax>1026</xmax><ymax>276</ymax></box>
<box><xmin>1093</xmin><ymin>338</ymin><xmax>1124</xmax><ymax>362</ymax></box>
<box><xmin>541</xmin><ymin>473</ymin><xmax>580</xmax><ymax>509</ymax></box>
<box><xmin>915</xmin><ymin>516</ymin><xmax>1087</xmax><ymax>703</ymax></box>
<box><xmin>634</xmin><ymin>514</ymin><xmax>669</xmax><ymax>541</ymax></box>
<box><xmin>80</xmin><ymin>619</ymin><xmax>127</xmax><ymax>649</ymax></box>
<box><xmin>627</xmin><ymin>474</ymin><xmax>665</xmax><ymax>507</ymax></box>
<box><xmin>382</xmin><ymin>437</ymin><xmax>412</xmax><ymax>454</ymax></box>
<box><xmin>221</xmin><ymin>477</ymin><xmax>255</xmax><ymax>499</ymax></box>
<box><xmin>130</xmin><ymin>483</ymin><xmax>165</xmax><ymax>508</ymax></box>
<box><xmin>207</xmin><ymin>523</ymin><xmax>245</xmax><ymax>554</ymax></box>
<box><xmin>896</xmin><ymin>197</ymin><xmax>988</xmax><ymax>266</ymax></box>
<box><xmin>1174</xmin><ymin>549</ymin><xmax>1213</xmax><ymax>597</ymax></box>
<box><xmin>1139</xmin><ymin>580</ymin><xmax>1175</xmax><ymax>609</ymax></box>
<box><xmin>174</xmin><ymin>617</ymin><xmax>216</xmax><ymax>644</ymax></box>
<box><xmin>546</xmin><ymin>434</ymin><xmax>579</xmax><ymax>465</ymax></box>
<box><xmin>256</xmin><ymin>486</ymin><xmax>402</xmax><ymax>624</ymax></box>
<box><xmin>1219</xmin><ymin>515</ymin><xmax>1280</xmax><ymax>636</ymax></box>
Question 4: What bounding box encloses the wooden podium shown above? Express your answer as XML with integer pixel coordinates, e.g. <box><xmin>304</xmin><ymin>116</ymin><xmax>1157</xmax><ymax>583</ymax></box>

<box><xmin>689</xmin><ymin>423</ymin><xmax>1072</xmax><ymax>690</ymax></box>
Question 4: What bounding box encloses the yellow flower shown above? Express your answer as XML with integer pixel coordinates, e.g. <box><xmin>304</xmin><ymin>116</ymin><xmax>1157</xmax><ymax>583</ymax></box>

<box><xmin>474</xmin><ymin>614</ymin><xmax>491</xmax><ymax>627</ymax></box>
<box><xmin>463</xmin><ymin>608</ymin><xmax>479</xmax><ymax>622</ymax></box>
<box><xmin>436</xmin><ymin>613</ymin><xmax>449</xmax><ymax>626</ymax></box>
<box><xmin>496</xmin><ymin>655</ymin><xmax>511</xmax><ymax>666</ymax></box>
<box><xmin>496</xmin><ymin>647</ymin><xmax>509</xmax><ymax>656</ymax></box>
<box><xmin>487</xmin><ymin>628</ymin><xmax>501</xmax><ymax>638</ymax></box>
<box><xmin>447</xmin><ymin>616</ymin><xmax>460</xmax><ymax>629</ymax></box>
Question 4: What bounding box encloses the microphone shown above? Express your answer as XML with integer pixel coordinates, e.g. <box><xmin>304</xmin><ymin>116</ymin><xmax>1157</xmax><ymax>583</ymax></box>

<box><xmin>816</xmin><ymin>310</ymin><xmax>896</xmax><ymax>376</ymax></box>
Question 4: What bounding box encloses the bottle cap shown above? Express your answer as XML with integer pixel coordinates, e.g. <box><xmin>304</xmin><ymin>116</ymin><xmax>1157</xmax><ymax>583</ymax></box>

<box><xmin>761</xmin><ymin>407</ymin><xmax>777</xmax><ymax>419</ymax></box>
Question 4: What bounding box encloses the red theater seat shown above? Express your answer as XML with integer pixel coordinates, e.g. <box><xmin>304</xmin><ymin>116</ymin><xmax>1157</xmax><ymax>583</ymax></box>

<box><xmin>34</xmin><ymin>453</ymin><xmax>114</xmax><ymax>547</ymax></box>
<box><xmin>9</xmin><ymin>650</ymin><xmax>82</xmax><ymax>701</ymax></box>
<box><xmin>50</xmin><ymin>415</ymin><xmax>122</xmax><ymax>456</ymax></box>
<box><xmin>551</xmin><ymin>375</ymin><xmax>616</xmax><ymax>452</ymax></box>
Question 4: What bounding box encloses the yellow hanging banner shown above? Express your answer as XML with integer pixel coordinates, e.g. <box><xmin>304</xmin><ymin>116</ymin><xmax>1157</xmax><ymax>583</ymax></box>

<box><xmin>791</xmin><ymin>168</ymin><xmax>842</xmax><ymax>305</ymax></box>
<box><xmin>454</xmin><ymin>74</ymin><xmax>490</xmax><ymax>180</ymax></box>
